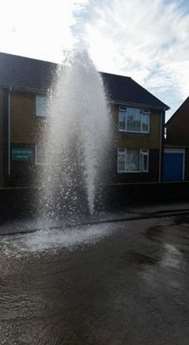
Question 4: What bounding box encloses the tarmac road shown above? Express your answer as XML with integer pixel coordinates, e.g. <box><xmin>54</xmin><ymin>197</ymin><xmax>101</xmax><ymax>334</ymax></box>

<box><xmin>0</xmin><ymin>215</ymin><xmax>189</xmax><ymax>345</ymax></box>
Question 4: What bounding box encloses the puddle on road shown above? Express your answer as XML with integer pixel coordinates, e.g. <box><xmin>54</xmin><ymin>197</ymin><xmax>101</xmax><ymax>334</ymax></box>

<box><xmin>0</xmin><ymin>222</ymin><xmax>114</xmax><ymax>259</ymax></box>
<box><xmin>141</xmin><ymin>220</ymin><xmax>188</xmax><ymax>293</ymax></box>
<box><xmin>0</xmin><ymin>218</ymin><xmax>189</xmax><ymax>345</ymax></box>
<box><xmin>160</xmin><ymin>243</ymin><xmax>184</xmax><ymax>269</ymax></box>
<box><xmin>145</xmin><ymin>220</ymin><xmax>189</xmax><ymax>267</ymax></box>
<box><xmin>145</xmin><ymin>225</ymin><xmax>163</xmax><ymax>242</ymax></box>
<box><xmin>174</xmin><ymin>215</ymin><xmax>189</xmax><ymax>225</ymax></box>
<box><xmin>145</xmin><ymin>218</ymin><xmax>189</xmax><ymax>245</ymax></box>
<box><xmin>121</xmin><ymin>251</ymin><xmax>158</xmax><ymax>266</ymax></box>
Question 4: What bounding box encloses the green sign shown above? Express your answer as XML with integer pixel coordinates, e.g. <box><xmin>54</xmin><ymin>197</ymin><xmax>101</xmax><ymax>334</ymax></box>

<box><xmin>12</xmin><ymin>147</ymin><xmax>33</xmax><ymax>161</ymax></box>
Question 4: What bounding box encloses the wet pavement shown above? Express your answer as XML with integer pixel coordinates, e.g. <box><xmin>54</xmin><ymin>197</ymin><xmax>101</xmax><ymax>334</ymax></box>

<box><xmin>0</xmin><ymin>215</ymin><xmax>189</xmax><ymax>344</ymax></box>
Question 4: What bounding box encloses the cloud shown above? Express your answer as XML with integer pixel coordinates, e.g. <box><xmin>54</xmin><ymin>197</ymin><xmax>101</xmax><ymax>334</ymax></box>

<box><xmin>77</xmin><ymin>0</ymin><xmax>189</xmax><ymax>118</ymax></box>
<box><xmin>0</xmin><ymin>0</ymin><xmax>188</xmax><ymax>119</ymax></box>
<box><xmin>0</xmin><ymin>0</ymin><xmax>81</xmax><ymax>61</ymax></box>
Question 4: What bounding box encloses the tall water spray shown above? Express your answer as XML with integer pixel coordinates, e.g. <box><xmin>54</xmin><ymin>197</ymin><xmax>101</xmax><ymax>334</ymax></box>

<box><xmin>39</xmin><ymin>50</ymin><xmax>110</xmax><ymax>219</ymax></box>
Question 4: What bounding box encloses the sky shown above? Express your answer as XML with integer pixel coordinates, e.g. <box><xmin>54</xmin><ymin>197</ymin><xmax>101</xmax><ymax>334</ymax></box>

<box><xmin>0</xmin><ymin>0</ymin><xmax>189</xmax><ymax>120</ymax></box>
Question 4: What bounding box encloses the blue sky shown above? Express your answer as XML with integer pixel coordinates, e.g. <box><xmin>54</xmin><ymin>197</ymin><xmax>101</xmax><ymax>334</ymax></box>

<box><xmin>0</xmin><ymin>0</ymin><xmax>189</xmax><ymax>120</ymax></box>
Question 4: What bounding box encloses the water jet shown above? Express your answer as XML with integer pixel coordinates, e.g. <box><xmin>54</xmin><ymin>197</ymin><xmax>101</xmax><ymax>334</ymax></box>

<box><xmin>37</xmin><ymin>50</ymin><xmax>111</xmax><ymax>222</ymax></box>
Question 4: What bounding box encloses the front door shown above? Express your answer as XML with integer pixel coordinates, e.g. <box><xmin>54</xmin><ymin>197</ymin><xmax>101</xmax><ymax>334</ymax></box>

<box><xmin>163</xmin><ymin>149</ymin><xmax>185</xmax><ymax>182</ymax></box>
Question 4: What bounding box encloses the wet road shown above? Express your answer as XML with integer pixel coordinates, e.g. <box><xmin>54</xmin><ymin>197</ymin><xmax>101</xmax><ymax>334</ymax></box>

<box><xmin>0</xmin><ymin>216</ymin><xmax>189</xmax><ymax>344</ymax></box>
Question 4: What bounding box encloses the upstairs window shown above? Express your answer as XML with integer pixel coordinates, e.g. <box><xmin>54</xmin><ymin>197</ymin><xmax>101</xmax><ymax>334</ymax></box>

<box><xmin>118</xmin><ymin>106</ymin><xmax>150</xmax><ymax>133</ymax></box>
<box><xmin>35</xmin><ymin>95</ymin><xmax>48</xmax><ymax>117</ymax></box>
<box><xmin>117</xmin><ymin>148</ymin><xmax>149</xmax><ymax>173</ymax></box>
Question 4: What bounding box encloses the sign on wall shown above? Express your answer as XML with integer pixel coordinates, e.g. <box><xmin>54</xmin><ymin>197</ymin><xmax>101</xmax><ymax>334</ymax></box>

<box><xmin>12</xmin><ymin>147</ymin><xmax>33</xmax><ymax>161</ymax></box>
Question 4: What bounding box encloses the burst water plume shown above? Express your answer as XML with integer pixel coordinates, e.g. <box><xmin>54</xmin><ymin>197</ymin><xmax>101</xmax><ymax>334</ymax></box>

<box><xmin>39</xmin><ymin>50</ymin><xmax>110</xmax><ymax>218</ymax></box>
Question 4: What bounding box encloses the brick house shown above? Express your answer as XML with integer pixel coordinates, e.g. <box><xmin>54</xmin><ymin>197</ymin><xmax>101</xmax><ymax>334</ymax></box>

<box><xmin>102</xmin><ymin>73</ymin><xmax>169</xmax><ymax>183</ymax></box>
<box><xmin>0</xmin><ymin>52</ymin><xmax>169</xmax><ymax>187</ymax></box>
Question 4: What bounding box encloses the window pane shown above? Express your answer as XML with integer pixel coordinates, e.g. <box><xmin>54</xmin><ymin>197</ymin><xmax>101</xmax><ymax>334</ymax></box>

<box><xmin>118</xmin><ymin>159</ymin><xmax>125</xmax><ymax>172</ymax></box>
<box><xmin>36</xmin><ymin>95</ymin><xmax>47</xmax><ymax>117</ymax></box>
<box><xmin>140</xmin><ymin>150</ymin><xmax>149</xmax><ymax>172</ymax></box>
<box><xmin>142</xmin><ymin>113</ymin><xmax>150</xmax><ymax>132</ymax></box>
<box><xmin>118</xmin><ymin>111</ymin><xmax>125</xmax><ymax>130</ymax></box>
<box><xmin>126</xmin><ymin>108</ymin><xmax>141</xmax><ymax>132</ymax></box>
<box><xmin>143</xmin><ymin>155</ymin><xmax>148</xmax><ymax>171</ymax></box>
<box><xmin>126</xmin><ymin>149</ymin><xmax>139</xmax><ymax>171</ymax></box>
<box><xmin>117</xmin><ymin>149</ymin><xmax>126</xmax><ymax>172</ymax></box>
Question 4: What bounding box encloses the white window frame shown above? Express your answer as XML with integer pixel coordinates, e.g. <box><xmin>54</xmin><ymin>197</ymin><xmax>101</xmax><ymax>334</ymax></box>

<box><xmin>117</xmin><ymin>148</ymin><xmax>126</xmax><ymax>173</ymax></box>
<box><xmin>35</xmin><ymin>95</ymin><xmax>48</xmax><ymax>117</ymax></box>
<box><xmin>117</xmin><ymin>148</ymin><xmax>149</xmax><ymax>173</ymax></box>
<box><xmin>118</xmin><ymin>106</ymin><xmax>150</xmax><ymax>134</ymax></box>
<box><xmin>140</xmin><ymin>149</ymin><xmax>149</xmax><ymax>173</ymax></box>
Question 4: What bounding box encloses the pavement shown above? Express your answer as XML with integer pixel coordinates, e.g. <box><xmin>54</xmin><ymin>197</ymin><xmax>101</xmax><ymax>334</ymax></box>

<box><xmin>1</xmin><ymin>201</ymin><xmax>189</xmax><ymax>236</ymax></box>
<box><xmin>0</xmin><ymin>206</ymin><xmax>189</xmax><ymax>344</ymax></box>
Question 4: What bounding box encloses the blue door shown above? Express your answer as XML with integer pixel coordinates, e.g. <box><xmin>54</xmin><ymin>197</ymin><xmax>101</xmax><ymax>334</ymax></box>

<box><xmin>163</xmin><ymin>151</ymin><xmax>184</xmax><ymax>182</ymax></box>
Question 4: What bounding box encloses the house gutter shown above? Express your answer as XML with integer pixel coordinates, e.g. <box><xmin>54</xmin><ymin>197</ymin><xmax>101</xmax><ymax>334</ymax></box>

<box><xmin>110</xmin><ymin>99</ymin><xmax>169</xmax><ymax>112</ymax></box>
<box><xmin>8</xmin><ymin>87</ymin><xmax>13</xmax><ymax>176</ymax></box>
<box><xmin>159</xmin><ymin>109</ymin><xmax>166</xmax><ymax>182</ymax></box>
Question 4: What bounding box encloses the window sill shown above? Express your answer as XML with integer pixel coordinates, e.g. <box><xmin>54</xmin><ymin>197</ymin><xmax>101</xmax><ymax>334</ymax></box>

<box><xmin>117</xmin><ymin>171</ymin><xmax>149</xmax><ymax>174</ymax></box>
<box><xmin>35</xmin><ymin>114</ymin><xmax>47</xmax><ymax>119</ymax></box>
<box><xmin>118</xmin><ymin>129</ymin><xmax>150</xmax><ymax>134</ymax></box>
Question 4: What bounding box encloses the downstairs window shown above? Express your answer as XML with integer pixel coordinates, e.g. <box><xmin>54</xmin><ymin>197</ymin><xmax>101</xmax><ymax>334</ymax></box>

<box><xmin>117</xmin><ymin>148</ymin><xmax>149</xmax><ymax>173</ymax></box>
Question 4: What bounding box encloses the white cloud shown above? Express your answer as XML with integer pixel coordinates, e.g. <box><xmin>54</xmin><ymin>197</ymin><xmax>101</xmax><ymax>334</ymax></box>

<box><xmin>0</xmin><ymin>0</ymin><xmax>79</xmax><ymax>60</ymax></box>
<box><xmin>0</xmin><ymin>0</ymin><xmax>188</xmax><ymax>119</ymax></box>
<box><xmin>81</xmin><ymin>0</ymin><xmax>189</xmax><ymax>119</ymax></box>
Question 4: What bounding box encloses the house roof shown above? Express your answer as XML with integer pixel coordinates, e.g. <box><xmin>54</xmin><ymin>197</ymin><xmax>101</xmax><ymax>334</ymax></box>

<box><xmin>0</xmin><ymin>52</ymin><xmax>169</xmax><ymax>111</ymax></box>
<box><xmin>166</xmin><ymin>97</ymin><xmax>189</xmax><ymax>126</ymax></box>
<box><xmin>165</xmin><ymin>97</ymin><xmax>189</xmax><ymax>147</ymax></box>
<box><xmin>0</xmin><ymin>52</ymin><xmax>56</xmax><ymax>91</ymax></box>
<box><xmin>101</xmin><ymin>72</ymin><xmax>169</xmax><ymax>110</ymax></box>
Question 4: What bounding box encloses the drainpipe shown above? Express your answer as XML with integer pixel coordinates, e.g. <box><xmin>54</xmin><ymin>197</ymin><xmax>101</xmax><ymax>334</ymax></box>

<box><xmin>159</xmin><ymin>109</ymin><xmax>165</xmax><ymax>183</ymax></box>
<box><xmin>8</xmin><ymin>87</ymin><xmax>13</xmax><ymax>176</ymax></box>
